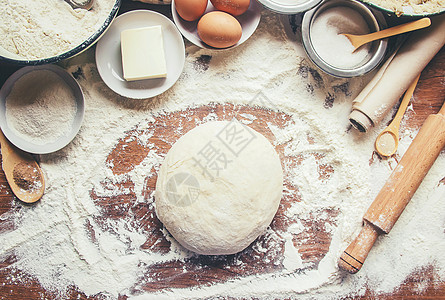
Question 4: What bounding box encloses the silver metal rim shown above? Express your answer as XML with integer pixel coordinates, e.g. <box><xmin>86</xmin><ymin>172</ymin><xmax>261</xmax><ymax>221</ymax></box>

<box><xmin>302</xmin><ymin>0</ymin><xmax>388</xmax><ymax>78</ymax></box>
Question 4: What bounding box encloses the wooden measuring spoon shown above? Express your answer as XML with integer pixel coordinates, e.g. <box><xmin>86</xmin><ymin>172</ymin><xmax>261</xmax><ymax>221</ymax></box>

<box><xmin>0</xmin><ymin>131</ymin><xmax>45</xmax><ymax>203</ymax></box>
<box><xmin>375</xmin><ymin>75</ymin><xmax>420</xmax><ymax>157</ymax></box>
<box><xmin>342</xmin><ymin>17</ymin><xmax>431</xmax><ymax>51</ymax></box>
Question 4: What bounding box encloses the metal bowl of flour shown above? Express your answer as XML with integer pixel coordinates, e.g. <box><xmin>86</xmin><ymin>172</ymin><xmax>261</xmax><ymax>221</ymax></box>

<box><xmin>302</xmin><ymin>0</ymin><xmax>388</xmax><ymax>77</ymax></box>
<box><xmin>0</xmin><ymin>0</ymin><xmax>121</xmax><ymax>66</ymax></box>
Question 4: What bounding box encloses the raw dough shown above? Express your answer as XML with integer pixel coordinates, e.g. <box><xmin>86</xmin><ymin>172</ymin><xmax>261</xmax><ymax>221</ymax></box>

<box><xmin>155</xmin><ymin>121</ymin><xmax>283</xmax><ymax>255</ymax></box>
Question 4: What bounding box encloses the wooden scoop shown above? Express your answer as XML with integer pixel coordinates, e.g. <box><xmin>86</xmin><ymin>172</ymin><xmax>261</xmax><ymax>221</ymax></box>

<box><xmin>0</xmin><ymin>131</ymin><xmax>45</xmax><ymax>203</ymax></box>
<box><xmin>375</xmin><ymin>75</ymin><xmax>420</xmax><ymax>157</ymax></box>
<box><xmin>339</xmin><ymin>98</ymin><xmax>445</xmax><ymax>274</ymax></box>
<box><xmin>342</xmin><ymin>17</ymin><xmax>431</xmax><ymax>51</ymax></box>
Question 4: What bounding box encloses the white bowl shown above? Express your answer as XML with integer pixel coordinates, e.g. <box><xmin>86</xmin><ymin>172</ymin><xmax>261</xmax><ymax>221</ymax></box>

<box><xmin>0</xmin><ymin>65</ymin><xmax>85</xmax><ymax>154</ymax></box>
<box><xmin>171</xmin><ymin>0</ymin><xmax>262</xmax><ymax>49</ymax></box>
<box><xmin>257</xmin><ymin>0</ymin><xmax>322</xmax><ymax>14</ymax></box>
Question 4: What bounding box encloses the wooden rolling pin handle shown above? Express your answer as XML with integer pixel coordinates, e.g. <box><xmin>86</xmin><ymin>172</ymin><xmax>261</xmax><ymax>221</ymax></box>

<box><xmin>338</xmin><ymin>221</ymin><xmax>381</xmax><ymax>274</ymax></box>
<box><xmin>440</xmin><ymin>101</ymin><xmax>445</xmax><ymax>116</ymax></box>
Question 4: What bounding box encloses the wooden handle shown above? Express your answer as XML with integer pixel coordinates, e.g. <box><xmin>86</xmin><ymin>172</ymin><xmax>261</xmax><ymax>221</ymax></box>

<box><xmin>0</xmin><ymin>131</ymin><xmax>45</xmax><ymax>203</ymax></box>
<box><xmin>362</xmin><ymin>17</ymin><xmax>431</xmax><ymax>43</ymax></box>
<box><xmin>338</xmin><ymin>221</ymin><xmax>380</xmax><ymax>273</ymax></box>
<box><xmin>439</xmin><ymin>101</ymin><xmax>445</xmax><ymax>116</ymax></box>
<box><xmin>390</xmin><ymin>75</ymin><xmax>420</xmax><ymax>129</ymax></box>
<box><xmin>0</xmin><ymin>130</ymin><xmax>15</xmax><ymax>166</ymax></box>
<box><xmin>364</xmin><ymin>112</ymin><xmax>445</xmax><ymax>233</ymax></box>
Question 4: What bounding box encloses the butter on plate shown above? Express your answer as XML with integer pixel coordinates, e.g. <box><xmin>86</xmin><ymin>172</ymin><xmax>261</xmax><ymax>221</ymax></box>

<box><xmin>120</xmin><ymin>25</ymin><xmax>167</xmax><ymax>81</ymax></box>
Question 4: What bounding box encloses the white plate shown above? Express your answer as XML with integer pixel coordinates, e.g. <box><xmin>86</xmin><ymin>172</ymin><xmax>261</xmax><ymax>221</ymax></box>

<box><xmin>257</xmin><ymin>0</ymin><xmax>322</xmax><ymax>14</ymax></box>
<box><xmin>0</xmin><ymin>65</ymin><xmax>85</xmax><ymax>154</ymax></box>
<box><xmin>172</xmin><ymin>0</ymin><xmax>261</xmax><ymax>49</ymax></box>
<box><xmin>95</xmin><ymin>10</ymin><xmax>185</xmax><ymax>99</ymax></box>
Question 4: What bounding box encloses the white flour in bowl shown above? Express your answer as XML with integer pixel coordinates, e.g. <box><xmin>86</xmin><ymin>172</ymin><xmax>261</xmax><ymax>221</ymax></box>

<box><xmin>5</xmin><ymin>69</ymin><xmax>77</xmax><ymax>145</ymax></box>
<box><xmin>310</xmin><ymin>6</ymin><xmax>371</xmax><ymax>69</ymax></box>
<box><xmin>0</xmin><ymin>0</ymin><xmax>116</xmax><ymax>59</ymax></box>
<box><xmin>363</xmin><ymin>0</ymin><xmax>445</xmax><ymax>15</ymax></box>
<box><xmin>0</xmin><ymin>11</ymin><xmax>444</xmax><ymax>299</ymax></box>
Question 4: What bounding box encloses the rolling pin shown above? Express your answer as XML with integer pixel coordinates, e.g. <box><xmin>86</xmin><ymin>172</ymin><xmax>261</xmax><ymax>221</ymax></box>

<box><xmin>339</xmin><ymin>99</ymin><xmax>445</xmax><ymax>274</ymax></box>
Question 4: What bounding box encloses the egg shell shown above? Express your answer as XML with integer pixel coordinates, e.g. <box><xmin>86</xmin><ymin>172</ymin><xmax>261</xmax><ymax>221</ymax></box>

<box><xmin>197</xmin><ymin>11</ymin><xmax>242</xmax><ymax>48</ymax></box>
<box><xmin>210</xmin><ymin>0</ymin><xmax>250</xmax><ymax>16</ymax></box>
<box><xmin>175</xmin><ymin>0</ymin><xmax>208</xmax><ymax>21</ymax></box>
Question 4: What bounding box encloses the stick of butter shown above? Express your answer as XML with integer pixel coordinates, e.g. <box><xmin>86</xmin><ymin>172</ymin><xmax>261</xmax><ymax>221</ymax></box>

<box><xmin>120</xmin><ymin>25</ymin><xmax>167</xmax><ymax>81</ymax></box>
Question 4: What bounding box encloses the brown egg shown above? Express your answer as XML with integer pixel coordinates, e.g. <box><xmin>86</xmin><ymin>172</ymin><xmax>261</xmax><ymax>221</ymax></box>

<box><xmin>210</xmin><ymin>0</ymin><xmax>250</xmax><ymax>16</ymax></box>
<box><xmin>197</xmin><ymin>11</ymin><xmax>242</xmax><ymax>48</ymax></box>
<box><xmin>175</xmin><ymin>0</ymin><xmax>208</xmax><ymax>21</ymax></box>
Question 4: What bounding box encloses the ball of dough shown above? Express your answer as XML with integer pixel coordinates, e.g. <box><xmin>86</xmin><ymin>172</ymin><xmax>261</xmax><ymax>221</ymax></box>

<box><xmin>155</xmin><ymin>121</ymin><xmax>283</xmax><ymax>255</ymax></box>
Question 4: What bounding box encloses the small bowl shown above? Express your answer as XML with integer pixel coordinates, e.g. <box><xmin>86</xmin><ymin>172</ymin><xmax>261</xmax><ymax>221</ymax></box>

<box><xmin>302</xmin><ymin>0</ymin><xmax>387</xmax><ymax>78</ymax></box>
<box><xmin>0</xmin><ymin>0</ymin><xmax>121</xmax><ymax>66</ymax></box>
<box><xmin>257</xmin><ymin>0</ymin><xmax>323</xmax><ymax>14</ymax></box>
<box><xmin>0</xmin><ymin>65</ymin><xmax>85</xmax><ymax>154</ymax></box>
<box><xmin>171</xmin><ymin>0</ymin><xmax>261</xmax><ymax>49</ymax></box>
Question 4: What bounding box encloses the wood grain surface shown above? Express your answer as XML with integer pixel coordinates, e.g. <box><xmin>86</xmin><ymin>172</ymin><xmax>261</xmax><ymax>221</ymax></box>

<box><xmin>0</xmin><ymin>1</ymin><xmax>444</xmax><ymax>299</ymax></box>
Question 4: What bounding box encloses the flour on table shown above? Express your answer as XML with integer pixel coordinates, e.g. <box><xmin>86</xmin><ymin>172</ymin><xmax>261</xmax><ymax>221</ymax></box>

<box><xmin>283</xmin><ymin>234</ymin><xmax>304</xmax><ymax>272</ymax></box>
<box><xmin>0</xmin><ymin>11</ymin><xmax>444</xmax><ymax>299</ymax></box>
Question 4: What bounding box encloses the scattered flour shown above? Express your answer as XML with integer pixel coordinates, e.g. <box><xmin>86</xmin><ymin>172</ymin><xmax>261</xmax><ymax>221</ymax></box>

<box><xmin>0</xmin><ymin>11</ymin><xmax>444</xmax><ymax>299</ymax></box>
<box><xmin>283</xmin><ymin>234</ymin><xmax>304</xmax><ymax>272</ymax></box>
<box><xmin>0</xmin><ymin>0</ymin><xmax>116</xmax><ymax>59</ymax></box>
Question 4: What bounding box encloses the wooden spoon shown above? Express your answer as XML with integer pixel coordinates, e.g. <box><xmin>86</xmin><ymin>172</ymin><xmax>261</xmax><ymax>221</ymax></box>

<box><xmin>375</xmin><ymin>75</ymin><xmax>420</xmax><ymax>157</ymax></box>
<box><xmin>342</xmin><ymin>17</ymin><xmax>431</xmax><ymax>52</ymax></box>
<box><xmin>0</xmin><ymin>130</ymin><xmax>45</xmax><ymax>203</ymax></box>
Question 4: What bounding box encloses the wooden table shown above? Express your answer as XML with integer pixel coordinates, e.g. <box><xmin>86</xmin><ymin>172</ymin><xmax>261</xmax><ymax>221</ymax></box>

<box><xmin>0</xmin><ymin>1</ymin><xmax>444</xmax><ymax>299</ymax></box>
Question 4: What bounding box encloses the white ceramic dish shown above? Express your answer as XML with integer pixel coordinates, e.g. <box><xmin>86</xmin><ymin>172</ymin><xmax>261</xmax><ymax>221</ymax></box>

<box><xmin>0</xmin><ymin>65</ymin><xmax>85</xmax><ymax>154</ymax></box>
<box><xmin>257</xmin><ymin>0</ymin><xmax>322</xmax><ymax>14</ymax></box>
<box><xmin>171</xmin><ymin>0</ymin><xmax>261</xmax><ymax>49</ymax></box>
<box><xmin>95</xmin><ymin>10</ymin><xmax>185</xmax><ymax>99</ymax></box>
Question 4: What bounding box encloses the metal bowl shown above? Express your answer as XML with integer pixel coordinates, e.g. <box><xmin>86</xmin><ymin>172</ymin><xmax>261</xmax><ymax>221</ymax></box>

<box><xmin>302</xmin><ymin>0</ymin><xmax>388</xmax><ymax>78</ymax></box>
<box><xmin>258</xmin><ymin>0</ymin><xmax>323</xmax><ymax>14</ymax></box>
<box><xmin>0</xmin><ymin>0</ymin><xmax>121</xmax><ymax>66</ymax></box>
